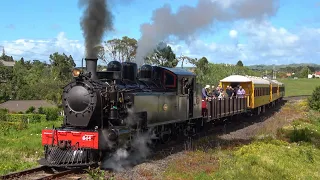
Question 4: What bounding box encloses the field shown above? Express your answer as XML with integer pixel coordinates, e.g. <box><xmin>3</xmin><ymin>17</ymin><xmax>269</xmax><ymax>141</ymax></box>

<box><xmin>162</xmin><ymin>100</ymin><xmax>320</xmax><ymax>180</ymax></box>
<box><xmin>279</xmin><ymin>78</ymin><xmax>320</xmax><ymax>97</ymax></box>
<box><xmin>0</xmin><ymin>120</ymin><xmax>61</xmax><ymax>175</ymax></box>
<box><xmin>160</xmin><ymin>100</ymin><xmax>320</xmax><ymax>180</ymax></box>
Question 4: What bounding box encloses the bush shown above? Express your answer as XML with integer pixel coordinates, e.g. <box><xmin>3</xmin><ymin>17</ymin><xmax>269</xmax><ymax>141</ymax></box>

<box><xmin>25</xmin><ymin>106</ymin><xmax>35</xmax><ymax>114</ymax></box>
<box><xmin>308</xmin><ymin>86</ymin><xmax>320</xmax><ymax>111</ymax></box>
<box><xmin>0</xmin><ymin>109</ymin><xmax>8</xmax><ymax>121</ymax></box>
<box><xmin>38</xmin><ymin>107</ymin><xmax>44</xmax><ymax>114</ymax></box>
<box><xmin>38</xmin><ymin>107</ymin><xmax>61</xmax><ymax>121</ymax></box>
<box><xmin>5</xmin><ymin>114</ymin><xmax>46</xmax><ymax>123</ymax></box>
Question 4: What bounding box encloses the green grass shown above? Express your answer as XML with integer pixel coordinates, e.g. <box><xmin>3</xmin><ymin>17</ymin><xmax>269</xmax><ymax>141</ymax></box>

<box><xmin>0</xmin><ymin>120</ymin><xmax>62</xmax><ymax>175</ymax></box>
<box><xmin>279</xmin><ymin>78</ymin><xmax>320</xmax><ymax>97</ymax></box>
<box><xmin>163</xmin><ymin>100</ymin><xmax>320</xmax><ymax>180</ymax></box>
<box><xmin>164</xmin><ymin>140</ymin><xmax>320</xmax><ymax>180</ymax></box>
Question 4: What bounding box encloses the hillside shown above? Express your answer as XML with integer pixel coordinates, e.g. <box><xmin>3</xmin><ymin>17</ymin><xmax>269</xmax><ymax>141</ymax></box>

<box><xmin>247</xmin><ymin>63</ymin><xmax>320</xmax><ymax>71</ymax></box>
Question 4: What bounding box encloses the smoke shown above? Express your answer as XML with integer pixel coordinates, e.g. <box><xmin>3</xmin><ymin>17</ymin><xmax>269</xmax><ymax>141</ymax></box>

<box><xmin>102</xmin><ymin>108</ymin><xmax>155</xmax><ymax>172</ymax></box>
<box><xmin>79</xmin><ymin>0</ymin><xmax>113</xmax><ymax>58</ymax></box>
<box><xmin>135</xmin><ymin>0</ymin><xmax>279</xmax><ymax>67</ymax></box>
<box><xmin>102</xmin><ymin>131</ymin><xmax>152</xmax><ymax>172</ymax></box>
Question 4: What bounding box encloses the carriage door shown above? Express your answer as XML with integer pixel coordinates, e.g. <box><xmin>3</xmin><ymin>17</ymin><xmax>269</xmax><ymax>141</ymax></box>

<box><xmin>181</xmin><ymin>77</ymin><xmax>194</xmax><ymax>118</ymax></box>
<box><xmin>188</xmin><ymin>78</ymin><xmax>194</xmax><ymax>118</ymax></box>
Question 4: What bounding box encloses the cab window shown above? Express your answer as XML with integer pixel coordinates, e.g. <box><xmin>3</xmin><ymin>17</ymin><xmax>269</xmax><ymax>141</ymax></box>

<box><xmin>163</xmin><ymin>71</ymin><xmax>176</xmax><ymax>88</ymax></box>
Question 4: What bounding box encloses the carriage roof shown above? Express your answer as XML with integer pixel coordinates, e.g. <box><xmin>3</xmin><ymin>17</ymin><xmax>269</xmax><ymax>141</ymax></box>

<box><xmin>271</xmin><ymin>79</ymin><xmax>284</xmax><ymax>86</ymax></box>
<box><xmin>220</xmin><ymin>75</ymin><xmax>270</xmax><ymax>85</ymax></box>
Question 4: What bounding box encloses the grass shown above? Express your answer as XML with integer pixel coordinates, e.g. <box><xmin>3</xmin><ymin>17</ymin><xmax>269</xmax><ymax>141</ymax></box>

<box><xmin>279</xmin><ymin>78</ymin><xmax>320</xmax><ymax>97</ymax></box>
<box><xmin>163</xmin><ymin>100</ymin><xmax>320</xmax><ymax>180</ymax></box>
<box><xmin>0</xmin><ymin>120</ymin><xmax>62</xmax><ymax>175</ymax></box>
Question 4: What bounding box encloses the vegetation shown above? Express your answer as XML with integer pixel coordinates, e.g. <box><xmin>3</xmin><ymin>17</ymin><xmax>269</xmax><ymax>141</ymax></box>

<box><xmin>308</xmin><ymin>85</ymin><xmax>320</xmax><ymax>111</ymax></box>
<box><xmin>0</xmin><ymin>52</ymin><xmax>75</xmax><ymax>104</ymax></box>
<box><xmin>163</xmin><ymin>99</ymin><xmax>320</xmax><ymax>180</ymax></box>
<box><xmin>0</xmin><ymin>106</ymin><xmax>63</xmax><ymax>175</ymax></box>
<box><xmin>279</xmin><ymin>78</ymin><xmax>320</xmax><ymax>97</ymax></box>
<box><xmin>0</xmin><ymin>120</ymin><xmax>62</xmax><ymax>175</ymax></box>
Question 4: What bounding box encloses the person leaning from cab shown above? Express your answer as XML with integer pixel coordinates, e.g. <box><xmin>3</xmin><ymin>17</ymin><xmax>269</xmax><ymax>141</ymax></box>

<box><xmin>202</xmin><ymin>85</ymin><xmax>211</xmax><ymax>100</ymax></box>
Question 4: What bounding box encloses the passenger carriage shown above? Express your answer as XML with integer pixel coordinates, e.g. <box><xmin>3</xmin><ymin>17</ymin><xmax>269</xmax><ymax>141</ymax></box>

<box><xmin>220</xmin><ymin>75</ymin><xmax>271</xmax><ymax>115</ymax></box>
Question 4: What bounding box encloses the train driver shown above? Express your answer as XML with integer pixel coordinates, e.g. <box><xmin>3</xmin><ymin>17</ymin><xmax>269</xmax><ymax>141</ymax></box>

<box><xmin>202</xmin><ymin>85</ymin><xmax>210</xmax><ymax>100</ymax></box>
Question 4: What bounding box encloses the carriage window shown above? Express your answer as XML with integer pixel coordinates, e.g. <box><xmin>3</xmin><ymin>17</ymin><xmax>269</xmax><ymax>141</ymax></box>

<box><xmin>164</xmin><ymin>71</ymin><xmax>175</xmax><ymax>87</ymax></box>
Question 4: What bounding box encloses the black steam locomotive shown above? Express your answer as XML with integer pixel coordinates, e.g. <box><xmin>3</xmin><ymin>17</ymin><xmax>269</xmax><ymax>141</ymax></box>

<box><xmin>40</xmin><ymin>57</ymin><xmax>249</xmax><ymax>167</ymax></box>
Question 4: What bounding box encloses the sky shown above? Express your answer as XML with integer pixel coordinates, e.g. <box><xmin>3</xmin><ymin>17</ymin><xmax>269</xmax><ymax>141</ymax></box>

<box><xmin>0</xmin><ymin>0</ymin><xmax>319</xmax><ymax>67</ymax></box>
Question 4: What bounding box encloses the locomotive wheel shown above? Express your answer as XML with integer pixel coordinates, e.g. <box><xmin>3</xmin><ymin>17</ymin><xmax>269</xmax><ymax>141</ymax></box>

<box><xmin>160</xmin><ymin>133</ymin><xmax>171</xmax><ymax>144</ymax></box>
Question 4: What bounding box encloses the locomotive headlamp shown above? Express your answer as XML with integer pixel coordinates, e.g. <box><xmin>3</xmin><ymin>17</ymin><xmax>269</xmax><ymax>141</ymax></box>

<box><xmin>72</xmin><ymin>68</ymin><xmax>81</xmax><ymax>77</ymax></box>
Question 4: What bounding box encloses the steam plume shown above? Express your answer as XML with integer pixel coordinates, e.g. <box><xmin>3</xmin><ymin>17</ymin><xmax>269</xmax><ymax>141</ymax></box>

<box><xmin>102</xmin><ymin>132</ymin><xmax>152</xmax><ymax>172</ymax></box>
<box><xmin>135</xmin><ymin>0</ymin><xmax>279</xmax><ymax>67</ymax></box>
<box><xmin>79</xmin><ymin>0</ymin><xmax>113</xmax><ymax>58</ymax></box>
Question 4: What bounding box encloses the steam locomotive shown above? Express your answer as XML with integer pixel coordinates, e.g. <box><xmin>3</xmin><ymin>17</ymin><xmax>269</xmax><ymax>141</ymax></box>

<box><xmin>39</xmin><ymin>58</ymin><xmax>284</xmax><ymax>167</ymax></box>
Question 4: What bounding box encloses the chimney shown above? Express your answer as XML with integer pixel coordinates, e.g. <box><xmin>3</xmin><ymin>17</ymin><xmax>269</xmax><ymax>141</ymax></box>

<box><xmin>85</xmin><ymin>58</ymin><xmax>98</xmax><ymax>80</ymax></box>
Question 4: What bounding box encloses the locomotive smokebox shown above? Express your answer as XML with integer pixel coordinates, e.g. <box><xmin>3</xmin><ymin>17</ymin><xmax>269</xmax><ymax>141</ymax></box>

<box><xmin>85</xmin><ymin>58</ymin><xmax>98</xmax><ymax>80</ymax></box>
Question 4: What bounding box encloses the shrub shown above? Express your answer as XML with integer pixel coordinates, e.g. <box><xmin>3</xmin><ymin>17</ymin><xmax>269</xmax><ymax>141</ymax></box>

<box><xmin>42</xmin><ymin>107</ymin><xmax>61</xmax><ymax>121</ymax></box>
<box><xmin>25</xmin><ymin>106</ymin><xmax>36</xmax><ymax>114</ymax></box>
<box><xmin>0</xmin><ymin>108</ymin><xmax>8</xmax><ymax>121</ymax></box>
<box><xmin>5</xmin><ymin>114</ymin><xmax>46</xmax><ymax>123</ymax></box>
<box><xmin>38</xmin><ymin>107</ymin><xmax>44</xmax><ymax>114</ymax></box>
<box><xmin>308</xmin><ymin>86</ymin><xmax>320</xmax><ymax>111</ymax></box>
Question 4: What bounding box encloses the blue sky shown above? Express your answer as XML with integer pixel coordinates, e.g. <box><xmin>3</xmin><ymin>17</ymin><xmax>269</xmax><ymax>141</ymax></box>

<box><xmin>1</xmin><ymin>0</ymin><xmax>320</xmax><ymax>67</ymax></box>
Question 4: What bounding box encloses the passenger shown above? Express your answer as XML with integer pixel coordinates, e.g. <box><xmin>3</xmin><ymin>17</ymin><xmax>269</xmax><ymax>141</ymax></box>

<box><xmin>213</xmin><ymin>87</ymin><xmax>220</xmax><ymax>98</ymax></box>
<box><xmin>202</xmin><ymin>85</ymin><xmax>210</xmax><ymax>100</ymax></box>
<box><xmin>210</xmin><ymin>86</ymin><xmax>215</xmax><ymax>97</ymax></box>
<box><xmin>237</xmin><ymin>86</ymin><xmax>246</xmax><ymax>98</ymax></box>
<box><xmin>234</xmin><ymin>85</ymin><xmax>239</xmax><ymax>97</ymax></box>
<box><xmin>226</xmin><ymin>86</ymin><xmax>233</xmax><ymax>98</ymax></box>
<box><xmin>218</xmin><ymin>86</ymin><xmax>224</xmax><ymax>99</ymax></box>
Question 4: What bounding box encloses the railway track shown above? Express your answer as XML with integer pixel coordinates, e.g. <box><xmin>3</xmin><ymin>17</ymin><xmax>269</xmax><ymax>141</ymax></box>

<box><xmin>0</xmin><ymin>166</ymin><xmax>86</xmax><ymax>180</ymax></box>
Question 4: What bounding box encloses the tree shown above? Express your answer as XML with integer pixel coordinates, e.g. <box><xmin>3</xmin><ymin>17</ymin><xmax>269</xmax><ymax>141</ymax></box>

<box><xmin>47</xmin><ymin>52</ymin><xmax>75</xmax><ymax>105</ymax></box>
<box><xmin>49</xmin><ymin>52</ymin><xmax>76</xmax><ymax>82</ymax></box>
<box><xmin>308</xmin><ymin>86</ymin><xmax>320</xmax><ymax>111</ymax></box>
<box><xmin>0</xmin><ymin>49</ymin><xmax>14</xmax><ymax>61</ymax></box>
<box><xmin>145</xmin><ymin>42</ymin><xmax>178</xmax><ymax>68</ymax></box>
<box><xmin>236</xmin><ymin>60</ymin><xmax>244</xmax><ymax>67</ymax></box>
<box><xmin>99</xmin><ymin>36</ymin><xmax>137</xmax><ymax>63</ymax></box>
<box><xmin>177</xmin><ymin>55</ymin><xmax>197</xmax><ymax>68</ymax></box>
<box><xmin>297</xmin><ymin>66</ymin><xmax>310</xmax><ymax>78</ymax></box>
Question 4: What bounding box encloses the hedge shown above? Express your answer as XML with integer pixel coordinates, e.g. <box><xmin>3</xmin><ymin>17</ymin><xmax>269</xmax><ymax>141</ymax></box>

<box><xmin>38</xmin><ymin>107</ymin><xmax>61</xmax><ymax>121</ymax></box>
<box><xmin>5</xmin><ymin>114</ymin><xmax>47</xmax><ymax>123</ymax></box>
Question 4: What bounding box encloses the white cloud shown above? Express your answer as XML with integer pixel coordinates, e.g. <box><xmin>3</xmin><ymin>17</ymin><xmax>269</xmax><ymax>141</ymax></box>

<box><xmin>2</xmin><ymin>21</ymin><xmax>320</xmax><ymax>67</ymax></box>
<box><xmin>229</xmin><ymin>30</ymin><xmax>238</xmax><ymax>38</ymax></box>
<box><xmin>1</xmin><ymin>32</ymin><xmax>85</xmax><ymax>65</ymax></box>
<box><xmin>172</xmin><ymin>20</ymin><xmax>320</xmax><ymax>66</ymax></box>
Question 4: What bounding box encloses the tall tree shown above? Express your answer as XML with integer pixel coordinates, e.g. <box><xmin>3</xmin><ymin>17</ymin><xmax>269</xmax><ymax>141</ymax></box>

<box><xmin>145</xmin><ymin>42</ymin><xmax>178</xmax><ymax>68</ymax></box>
<box><xmin>49</xmin><ymin>52</ymin><xmax>76</xmax><ymax>82</ymax></box>
<box><xmin>298</xmin><ymin>66</ymin><xmax>311</xmax><ymax>78</ymax></box>
<box><xmin>236</xmin><ymin>60</ymin><xmax>244</xmax><ymax>67</ymax></box>
<box><xmin>99</xmin><ymin>36</ymin><xmax>138</xmax><ymax>63</ymax></box>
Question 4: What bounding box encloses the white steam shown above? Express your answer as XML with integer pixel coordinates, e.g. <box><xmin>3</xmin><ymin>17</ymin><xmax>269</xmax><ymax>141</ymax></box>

<box><xmin>134</xmin><ymin>0</ymin><xmax>279</xmax><ymax>67</ymax></box>
<box><xmin>101</xmin><ymin>131</ymin><xmax>152</xmax><ymax>172</ymax></box>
